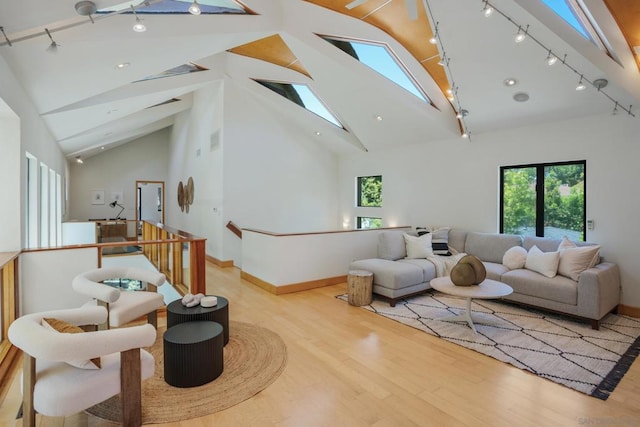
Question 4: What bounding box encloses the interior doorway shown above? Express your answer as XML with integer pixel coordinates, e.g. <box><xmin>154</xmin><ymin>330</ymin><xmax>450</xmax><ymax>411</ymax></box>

<box><xmin>136</xmin><ymin>180</ymin><xmax>165</xmax><ymax>235</ymax></box>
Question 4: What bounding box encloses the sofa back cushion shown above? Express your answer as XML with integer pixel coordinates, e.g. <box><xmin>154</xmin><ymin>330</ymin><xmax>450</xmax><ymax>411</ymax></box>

<box><xmin>523</xmin><ymin>236</ymin><xmax>561</xmax><ymax>252</ymax></box>
<box><xmin>448</xmin><ymin>229</ymin><xmax>467</xmax><ymax>254</ymax></box>
<box><xmin>465</xmin><ymin>232</ymin><xmax>523</xmax><ymax>263</ymax></box>
<box><xmin>377</xmin><ymin>231</ymin><xmax>408</xmax><ymax>260</ymax></box>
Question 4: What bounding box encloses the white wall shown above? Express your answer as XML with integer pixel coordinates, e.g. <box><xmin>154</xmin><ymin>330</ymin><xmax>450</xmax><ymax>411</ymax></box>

<box><xmin>221</xmin><ymin>78</ymin><xmax>340</xmax><ymax>266</ymax></box>
<box><xmin>0</xmin><ymin>99</ymin><xmax>20</xmax><ymax>252</ymax></box>
<box><xmin>68</xmin><ymin>128</ymin><xmax>170</xmax><ymax>222</ymax></box>
<box><xmin>0</xmin><ymin>55</ymin><xmax>67</xmax><ymax>250</ymax></box>
<box><xmin>167</xmin><ymin>81</ymin><xmax>224</xmax><ymax>260</ymax></box>
<box><xmin>167</xmin><ymin>78</ymin><xmax>340</xmax><ymax>267</ymax></box>
<box><xmin>338</xmin><ymin>113</ymin><xmax>640</xmax><ymax>307</ymax></box>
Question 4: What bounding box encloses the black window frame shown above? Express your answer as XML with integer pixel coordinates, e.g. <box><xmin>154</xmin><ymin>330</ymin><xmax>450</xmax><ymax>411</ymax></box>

<box><xmin>356</xmin><ymin>175</ymin><xmax>382</xmax><ymax>208</ymax></box>
<box><xmin>499</xmin><ymin>160</ymin><xmax>586</xmax><ymax>240</ymax></box>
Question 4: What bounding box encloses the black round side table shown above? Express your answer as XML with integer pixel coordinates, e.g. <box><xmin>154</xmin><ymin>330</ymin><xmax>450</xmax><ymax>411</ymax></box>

<box><xmin>166</xmin><ymin>296</ymin><xmax>229</xmax><ymax>345</ymax></box>
<box><xmin>163</xmin><ymin>321</ymin><xmax>224</xmax><ymax>388</ymax></box>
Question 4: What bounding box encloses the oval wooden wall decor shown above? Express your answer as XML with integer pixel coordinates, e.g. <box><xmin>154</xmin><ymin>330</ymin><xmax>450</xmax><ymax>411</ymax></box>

<box><xmin>177</xmin><ymin>177</ymin><xmax>195</xmax><ymax>213</ymax></box>
<box><xmin>177</xmin><ymin>181</ymin><xmax>185</xmax><ymax>212</ymax></box>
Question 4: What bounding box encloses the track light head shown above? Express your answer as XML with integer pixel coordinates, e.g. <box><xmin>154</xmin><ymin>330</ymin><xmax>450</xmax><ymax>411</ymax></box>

<box><xmin>482</xmin><ymin>1</ymin><xmax>493</xmax><ymax>17</ymax></box>
<box><xmin>189</xmin><ymin>0</ymin><xmax>201</xmax><ymax>15</ymax></box>
<box><xmin>130</xmin><ymin>5</ymin><xmax>147</xmax><ymax>32</ymax></box>
<box><xmin>44</xmin><ymin>28</ymin><xmax>59</xmax><ymax>52</ymax></box>
<box><xmin>546</xmin><ymin>51</ymin><xmax>557</xmax><ymax>66</ymax></box>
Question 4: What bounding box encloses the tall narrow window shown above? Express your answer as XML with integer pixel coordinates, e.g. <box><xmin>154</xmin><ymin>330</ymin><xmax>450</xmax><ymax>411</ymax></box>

<box><xmin>500</xmin><ymin>161</ymin><xmax>586</xmax><ymax>240</ymax></box>
<box><xmin>40</xmin><ymin>163</ymin><xmax>49</xmax><ymax>247</ymax></box>
<box><xmin>357</xmin><ymin>175</ymin><xmax>382</xmax><ymax>207</ymax></box>
<box><xmin>25</xmin><ymin>153</ymin><xmax>39</xmax><ymax>249</ymax></box>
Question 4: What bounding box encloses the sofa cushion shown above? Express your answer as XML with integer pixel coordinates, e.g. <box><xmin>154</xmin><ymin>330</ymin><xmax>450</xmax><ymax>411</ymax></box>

<box><xmin>483</xmin><ymin>262</ymin><xmax>510</xmax><ymax>281</ymax></box>
<box><xmin>448</xmin><ymin>229</ymin><xmax>467</xmax><ymax>254</ymax></box>
<box><xmin>558</xmin><ymin>245</ymin><xmax>601</xmax><ymax>281</ymax></box>
<box><xmin>523</xmin><ymin>236</ymin><xmax>561</xmax><ymax>252</ymax></box>
<box><xmin>465</xmin><ymin>232</ymin><xmax>523</xmax><ymax>263</ymax></box>
<box><xmin>404</xmin><ymin>233</ymin><xmax>434</xmax><ymax>259</ymax></box>
<box><xmin>397</xmin><ymin>259</ymin><xmax>436</xmax><ymax>283</ymax></box>
<box><xmin>349</xmin><ymin>258</ymin><xmax>424</xmax><ymax>290</ymax></box>
<box><xmin>503</xmin><ymin>246</ymin><xmax>528</xmax><ymax>270</ymax></box>
<box><xmin>377</xmin><ymin>231</ymin><xmax>407</xmax><ymax>260</ymax></box>
<box><xmin>525</xmin><ymin>245</ymin><xmax>560</xmax><ymax>278</ymax></box>
<box><xmin>501</xmin><ymin>269</ymin><xmax>578</xmax><ymax>305</ymax></box>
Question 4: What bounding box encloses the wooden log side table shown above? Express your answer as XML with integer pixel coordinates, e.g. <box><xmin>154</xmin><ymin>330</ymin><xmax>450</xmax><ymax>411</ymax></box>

<box><xmin>163</xmin><ymin>321</ymin><xmax>224</xmax><ymax>388</ymax></box>
<box><xmin>347</xmin><ymin>270</ymin><xmax>373</xmax><ymax>306</ymax></box>
<box><xmin>166</xmin><ymin>296</ymin><xmax>229</xmax><ymax>345</ymax></box>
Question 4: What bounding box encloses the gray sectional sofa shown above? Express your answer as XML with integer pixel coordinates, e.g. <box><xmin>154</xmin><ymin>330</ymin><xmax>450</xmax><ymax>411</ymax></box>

<box><xmin>349</xmin><ymin>229</ymin><xmax>621</xmax><ymax>329</ymax></box>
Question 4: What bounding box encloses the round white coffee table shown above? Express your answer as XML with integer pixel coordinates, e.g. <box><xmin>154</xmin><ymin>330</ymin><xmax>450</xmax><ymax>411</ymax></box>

<box><xmin>430</xmin><ymin>277</ymin><xmax>513</xmax><ymax>334</ymax></box>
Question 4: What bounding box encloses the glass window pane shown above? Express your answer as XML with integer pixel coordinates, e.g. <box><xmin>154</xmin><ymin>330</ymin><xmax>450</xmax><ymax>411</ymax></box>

<box><xmin>357</xmin><ymin>176</ymin><xmax>382</xmax><ymax>207</ymax></box>
<box><xmin>543</xmin><ymin>164</ymin><xmax>585</xmax><ymax>241</ymax></box>
<box><xmin>322</xmin><ymin>37</ymin><xmax>429</xmax><ymax>104</ymax></box>
<box><xmin>541</xmin><ymin>0</ymin><xmax>590</xmax><ymax>38</ymax></box>
<box><xmin>256</xmin><ymin>80</ymin><xmax>343</xmax><ymax>128</ymax></box>
<box><xmin>357</xmin><ymin>217</ymin><xmax>382</xmax><ymax>229</ymax></box>
<box><xmin>502</xmin><ymin>167</ymin><xmax>537</xmax><ymax>236</ymax></box>
<box><xmin>98</xmin><ymin>0</ymin><xmax>246</xmax><ymax>14</ymax></box>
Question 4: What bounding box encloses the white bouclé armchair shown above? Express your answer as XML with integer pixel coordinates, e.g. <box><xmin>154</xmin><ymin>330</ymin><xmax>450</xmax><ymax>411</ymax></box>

<box><xmin>72</xmin><ymin>266</ymin><xmax>166</xmax><ymax>329</ymax></box>
<box><xmin>8</xmin><ymin>306</ymin><xmax>156</xmax><ymax>426</ymax></box>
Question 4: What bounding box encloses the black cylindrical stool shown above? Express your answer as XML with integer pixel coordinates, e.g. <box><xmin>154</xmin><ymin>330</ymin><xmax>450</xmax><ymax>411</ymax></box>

<box><xmin>166</xmin><ymin>296</ymin><xmax>229</xmax><ymax>345</ymax></box>
<box><xmin>163</xmin><ymin>321</ymin><xmax>224</xmax><ymax>388</ymax></box>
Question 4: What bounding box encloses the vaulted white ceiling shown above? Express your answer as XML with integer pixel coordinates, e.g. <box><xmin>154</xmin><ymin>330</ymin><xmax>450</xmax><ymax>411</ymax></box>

<box><xmin>1</xmin><ymin>0</ymin><xmax>638</xmax><ymax>160</ymax></box>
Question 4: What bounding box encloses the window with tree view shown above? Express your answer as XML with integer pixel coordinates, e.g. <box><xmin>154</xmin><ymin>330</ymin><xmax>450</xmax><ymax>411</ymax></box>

<box><xmin>357</xmin><ymin>217</ymin><xmax>383</xmax><ymax>229</ymax></box>
<box><xmin>357</xmin><ymin>175</ymin><xmax>382</xmax><ymax>207</ymax></box>
<box><xmin>500</xmin><ymin>161</ymin><xmax>586</xmax><ymax>241</ymax></box>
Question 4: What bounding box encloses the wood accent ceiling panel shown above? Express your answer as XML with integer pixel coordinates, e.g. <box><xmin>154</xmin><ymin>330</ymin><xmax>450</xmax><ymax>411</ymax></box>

<box><xmin>603</xmin><ymin>0</ymin><xmax>640</xmax><ymax>70</ymax></box>
<box><xmin>229</xmin><ymin>34</ymin><xmax>311</xmax><ymax>78</ymax></box>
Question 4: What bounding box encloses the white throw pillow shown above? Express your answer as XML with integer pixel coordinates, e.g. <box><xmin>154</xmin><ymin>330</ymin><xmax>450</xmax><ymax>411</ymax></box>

<box><xmin>525</xmin><ymin>245</ymin><xmax>560</xmax><ymax>278</ymax></box>
<box><xmin>503</xmin><ymin>246</ymin><xmax>528</xmax><ymax>270</ymax></box>
<box><xmin>558</xmin><ymin>245</ymin><xmax>601</xmax><ymax>281</ymax></box>
<box><xmin>558</xmin><ymin>235</ymin><xmax>576</xmax><ymax>251</ymax></box>
<box><xmin>403</xmin><ymin>233</ymin><xmax>433</xmax><ymax>259</ymax></box>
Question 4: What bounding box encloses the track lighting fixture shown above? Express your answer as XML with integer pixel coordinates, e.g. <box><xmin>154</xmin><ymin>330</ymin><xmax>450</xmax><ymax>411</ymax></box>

<box><xmin>44</xmin><ymin>28</ymin><xmax>60</xmax><ymax>53</ymax></box>
<box><xmin>188</xmin><ymin>0</ymin><xmax>201</xmax><ymax>15</ymax></box>
<box><xmin>75</xmin><ymin>156</ymin><xmax>84</xmax><ymax>164</ymax></box>
<box><xmin>482</xmin><ymin>1</ymin><xmax>493</xmax><ymax>17</ymax></box>
<box><xmin>131</xmin><ymin>5</ymin><xmax>146</xmax><ymax>32</ymax></box>
<box><xmin>514</xmin><ymin>25</ymin><xmax>527</xmax><ymax>43</ymax></box>
<box><xmin>0</xmin><ymin>26</ymin><xmax>12</xmax><ymax>47</ymax></box>
<box><xmin>461</xmin><ymin>131</ymin><xmax>469</xmax><ymax>139</ymax></box>
<box><xmin>612</xmin><ymin>102</ymin><xmax>618</xmax><ymax>115</ymax></box>
<box><xmin>477</xmin><ymin>0</ymin><xmax>634</xmax><ymax>116</ymax></box>
<box><xmin>456</xmin><ymin>109</ymin><xmax>469</xmax><ymax>119</ymax></box>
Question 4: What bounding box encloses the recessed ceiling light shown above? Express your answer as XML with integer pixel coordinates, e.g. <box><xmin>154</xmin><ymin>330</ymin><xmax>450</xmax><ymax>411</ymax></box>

<box><xmin>375</xmin><ymin>115</ymin><xmax>383</xmax><ymax>121</ymax></box>
<box><xmin>116</xmin><ymin>62</ymin><xmax>130</xmax><ymax>69</ymax></box>
<box><xmin>504</xmin><ymin>78</ymin><xmax>517</xmax><ymax>87</ymax></box>
<box><xmin>101</xmin><ymin>146</ymin><xmax>105</xmax><ymax>150</ymax></box>
<box><xmin>315</xmin><ymin>131</ymin><xmax>321</xmax><ymax>136</ymax></box>
<box><xmin>513</xmin><ymin>92</ymin><xmax>530</xmax><ymax>102</ymax></box>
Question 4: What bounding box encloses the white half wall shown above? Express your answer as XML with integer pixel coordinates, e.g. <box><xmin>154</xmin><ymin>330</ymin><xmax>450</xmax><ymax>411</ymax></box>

<box><xmin>20</xmin><ymin>248</ymin><xmax>99</xmax><ymax>315</ymax></box>
<box><xmin>338</xmin><ymin>113</ymin><xmax>640</xmax><ymax>307</ymax></box>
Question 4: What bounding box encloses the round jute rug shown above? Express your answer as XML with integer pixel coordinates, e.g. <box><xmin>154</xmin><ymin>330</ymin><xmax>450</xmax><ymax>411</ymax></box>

<box><xmin>86</xmin><ymin>320</ymin><xmax>287</xmax><ymax>424</ymax></box>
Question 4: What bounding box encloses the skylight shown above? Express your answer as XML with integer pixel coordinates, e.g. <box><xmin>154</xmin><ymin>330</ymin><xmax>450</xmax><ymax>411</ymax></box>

<box><xmin>98</xmin><ymin>0</ymin><xmax>246</xmax><ymax>14</ymax></box>
<box><xmin>321</xmin><ymin>36</ymin><xmax>429</xmax><ymax>104</ymax></box>
<box><xmin>255</xmin><ymin>80</ymin><xmax>343</xmax><ymax>128</ymax></box>
<box><xmin>539</xmin><ymin>0</ymin><xmax>606</xmax><ymax>48</ymax></box>
<box><xmin>135</xmin><ymin>63</ymin><xmax>207</xmax><ymax>82</ymax></box>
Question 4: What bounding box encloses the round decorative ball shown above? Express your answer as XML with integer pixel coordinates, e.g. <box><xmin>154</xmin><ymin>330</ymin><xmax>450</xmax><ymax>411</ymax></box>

<box><xmin>450</xmin><ymin>255</ymin><xmax>487</xmax><ymax>286</ymax></box>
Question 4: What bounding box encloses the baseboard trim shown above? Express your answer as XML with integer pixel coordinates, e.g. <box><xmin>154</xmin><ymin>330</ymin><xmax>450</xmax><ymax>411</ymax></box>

<box><xmin>617</xmin><ymin>304</ymin><xmax>640</xmax><ymax>318</ymax></box>
<box><xmin>240</xmin><ymin>271</ymin><xmax>347</xmax><ymax>295</ymax></box>
<box><xmin>205</xmin><ymin>255</ymin><xmax>234</xmax><ymax>268</ymax></box>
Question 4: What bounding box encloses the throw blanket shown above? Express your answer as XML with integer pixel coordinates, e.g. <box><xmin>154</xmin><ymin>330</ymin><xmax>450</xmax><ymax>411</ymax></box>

<box><xmin>427</xmin><ymin>252</ymin><xmax>467</xmax><ymax>277</ymax></box>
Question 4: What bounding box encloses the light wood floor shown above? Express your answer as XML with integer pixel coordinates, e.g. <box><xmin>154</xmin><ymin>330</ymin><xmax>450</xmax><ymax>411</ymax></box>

<box><xmin>2</xmin><ymin>262</ymin><xmax>640</xmax><ymax>426</ymax></box>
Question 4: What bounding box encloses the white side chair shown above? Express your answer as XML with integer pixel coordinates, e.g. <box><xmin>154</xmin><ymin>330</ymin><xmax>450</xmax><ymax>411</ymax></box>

<box><xmin>8</xmin><ymin>306</ymin><xmax>156</xmax><ymax>427</ymax></box>
<box><xmin>72</xmin><ymin>267</ymin><xmax>166</xmax><ymax>329</ymax></box>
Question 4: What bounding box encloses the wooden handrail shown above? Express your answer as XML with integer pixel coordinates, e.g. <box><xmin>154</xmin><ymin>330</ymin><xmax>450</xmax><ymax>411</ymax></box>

<box><xmin>226</xmin><ymin>221</ymin><xmax>242</xmax><ymax>239</ymax></box>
